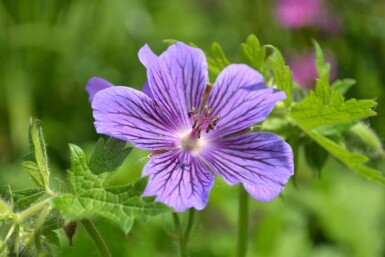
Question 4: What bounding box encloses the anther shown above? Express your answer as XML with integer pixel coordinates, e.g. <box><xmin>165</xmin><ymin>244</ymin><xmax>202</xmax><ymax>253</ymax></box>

<box><xmin>187</xmin><ymin>107</ymin><xmax>197</xmax><ymax>118</ymax></box>
<box><xmin>192</xmin><ymin>119</ymin><xmax>198</xmax><ymax>128</ymax></box>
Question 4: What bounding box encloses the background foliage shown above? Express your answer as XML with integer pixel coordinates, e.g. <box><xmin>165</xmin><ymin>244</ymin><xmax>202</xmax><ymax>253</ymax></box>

<box><xmin>1</xmin><ymin>0</ymin><xmax>385</xmax><ymax>256</ymax></box>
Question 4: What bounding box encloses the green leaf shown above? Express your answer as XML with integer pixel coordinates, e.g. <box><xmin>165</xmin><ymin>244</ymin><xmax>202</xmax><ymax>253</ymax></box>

<box><xmin>313</xmin><ymin>40</ymin><xmax>330</xmax><ymax>84</ymax></box>
<box><xmin>266</xmin><ymin>46</ymin><xmax>293</xmax><ymax>109</ymax></box>
<box><xmin>240</xmin><ymin>34</ymin><xmax>266</xmax><ymax>71</ymax></box>
<box><xmin>330</xmin><ymin>79</ymin><xmax>356</xmax><ymax>95</ymax></box>
<box><xmin>11</xmin><ymin>188</ymin><xmax>45</xmax><ymax>211</ymax></box>
<box><xmin>89</xmin><ymin>137</ymin><xmax>132</xmax><ymax>174</ymax></box>
<box><xmin>304</xmin><ymin>140</ymin><xmax>329</xmax><ymax>172</ymax></box>
<box><xmin>52</xmin><ymin>144</ymin><xmax>169</xmax><ymax>233</ymax></box>
<box><xmin>308</xmin><ymin>131</ymin><xmax>385</xmax><ymax>185</ymax></box>
<box><xmin>25</xmin><ymin>119</ymin><xmax>51</xmax><ymax>191</ymax></box>
<box><xmin>22</xmin><ymin>161</ymin><xmax>45</xmax><ymax>189</ymax></box>
<box><xmin>291</xmin><ymin>80</ymin><xmax>377</xmax><ymax>132</ymax></box>
<box><xmin>206</xmin><ymin>42</ymin><xmax>230</xmax><ymax>81</ymax></box>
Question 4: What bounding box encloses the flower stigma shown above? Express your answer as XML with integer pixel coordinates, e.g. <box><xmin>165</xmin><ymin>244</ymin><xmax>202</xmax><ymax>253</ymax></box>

<box><xmin>180</xmin><ymin>105</ymin><xmax>220</xmax><ymax>152</ymax></box>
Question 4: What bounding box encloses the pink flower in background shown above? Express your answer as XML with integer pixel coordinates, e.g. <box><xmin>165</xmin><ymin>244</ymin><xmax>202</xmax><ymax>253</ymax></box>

<box><xmin>275</xmin><ymin>0</ymin><xmax>341</xmax><ymax>33</ymax></box>
<box><xmin>288</xmin><ymin>50</ymin><xmax>337</xmax><ymax>89</ymax></box>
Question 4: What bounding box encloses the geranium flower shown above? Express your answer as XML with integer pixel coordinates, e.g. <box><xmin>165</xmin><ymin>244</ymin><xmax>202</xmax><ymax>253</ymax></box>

<box><xmin>275</xmin><ymin>0</ymin><xmax>341</xmax><ymax>33</ymax></box>
<box><xmin>87</xmin><ymin>42</ymin><xmax>294</xmax><ymax>212</ymax></box>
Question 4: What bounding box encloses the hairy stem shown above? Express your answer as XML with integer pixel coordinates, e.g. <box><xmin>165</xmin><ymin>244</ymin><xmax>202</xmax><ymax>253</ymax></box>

<box><xmin>17</xmin><ymin>197</ymin><xmax>51</xmax><ymax>224</ymax></box>
<box><xmin>81</xmin><ymin>219</ymin><xmax>111</xmax><ymax>257</ymax></box>
<box><xmin>0</xmin><ymin>224</ymin><xmax>15</xmax><ymax>250</ymax></box>
<box><xmin>34</xmin><ymin>206</ymin><xmax>51</xmax><ymax>253</ymax></box>
<box><xmin>236</xmin><ymin>185</ymin><xmax>249</xmax><ymax>257</ymax></box>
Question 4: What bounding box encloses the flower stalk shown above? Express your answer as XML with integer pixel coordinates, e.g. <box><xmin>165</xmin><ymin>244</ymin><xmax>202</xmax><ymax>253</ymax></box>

<box><xmin>172</xmin><ymin>208</ymin><xmax>195</xmax><ymax>257</ymax></box>
<box><xmin>236</xmin><ymin>185</ymin><xmax>249</xmax><ymax>257</ymax></box>
<box><xmin>17</xmin><ymin>197</ymin><xmax>52</xmax><ymax>224</ymax></box>
<box><xmin>81</xmin><ymin>219</ymin><xmax>111</xmax><ymax>257</ymax></box>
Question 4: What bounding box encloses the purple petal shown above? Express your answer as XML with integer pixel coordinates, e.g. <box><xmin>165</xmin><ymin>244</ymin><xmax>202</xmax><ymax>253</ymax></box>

<box><xmin>86</xmin><ymin>77</ymin><xmax>114</xmax><ymax>102</ymax></box>
<box><xmin>92</xmin><ymin>86</ymin><xmax>179</xmax><ymax>150</ymax></box>
<box><xmin>202</xmin><ymin>132</ymin><xmax>293</xmax><ymax>201</ymax></box>
<box><xmin>206</xmin><ymin>64</ymin><xmax>286</xmax><ymax>139</ymax></box>
<box><xmin>138</xmin><ymin>43</ymin><xmax>208</xmax><ymax>131</ymax></box>
<box><xmin>142</xmin><ymin>81</ymin><xmax>153</xmax><ymax>98</ymax></box>
<box><xmin>142</xmin><ymin>150</ymin><xmax>214</xmax><ymax>212</ymax></box>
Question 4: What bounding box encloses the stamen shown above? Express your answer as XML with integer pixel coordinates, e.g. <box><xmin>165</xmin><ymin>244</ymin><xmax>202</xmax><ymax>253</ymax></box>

<box><xmin>192</xmin><ymin>119</ymin><xmax>198</xmax><ymax>128</ymax></box>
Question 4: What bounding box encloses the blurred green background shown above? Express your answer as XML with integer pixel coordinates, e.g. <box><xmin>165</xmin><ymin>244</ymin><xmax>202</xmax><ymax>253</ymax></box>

<box><xmin>1</xmin><ymin>0</ymin><xmax>385</xmax><ymax>256</ymax></box>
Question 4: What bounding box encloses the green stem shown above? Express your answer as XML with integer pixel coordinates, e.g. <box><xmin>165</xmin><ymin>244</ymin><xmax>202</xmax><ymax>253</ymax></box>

<box><xmin>34</xmin><ymin>206</ymin><xmax>51</xmax><ymax>253</ymax></box>
<box><xmin>81</xmin><ymin>219</ymin><xmax>111</xmax><ymax>257</ymax></box>
<box><xmin>172</xmin><ymin>209</ymin><xmax>195</xmax><ymax>257</ymax></box>
<box><xmin>0</xmin><ymin>224</ymin><xmax>16</xmax><ymax>251</ymax></box>
<box><xmin>17</xmin><ymin>197</ymin><xmax>51</xmax><ymax>224</ymax></box>
<box><xmin>172</xmin><ymin>213</ymin><xmax>186</xmax><ymax>257</ymax></box>
<box><xmin>184</xmin><ymin>208</ymin><xmax>195</xmax><ymax>241</ymax></box>
<box><xmin>236</xmin><ymin>185</ymin><xmax>249</xmax><ymax>257</ymax></box>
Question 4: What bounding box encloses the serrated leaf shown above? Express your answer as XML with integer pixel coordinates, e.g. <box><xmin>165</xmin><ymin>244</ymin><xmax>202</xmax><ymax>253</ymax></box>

<box><xmin>308</xmin><ymin>131</ymin><xmax>385</xmax><ymax>185</ymax></box>
<box><xmin>11</xmin><ymin>188</ymin><xmax>45</xmax><ymax>211</ymax></box>
<box><xmin>313</xmin><ymin>40</ymin><xmax>330</xmax><ymax>84</ymax></box>
<box><xmin>53</xmin><ymin>144</ymin><xmax>170</xmax><ymax>233</ymax></box>
<box><xmin>240</xmin><ymin>34</ymin><xmax>266</xmax><ymax>71</ymax></box>
<box><xmin>330</xmin><ymin>79</ymin><xmax>356</xmax><ymax>95</ymax></box>
<box><xmin>89</xmin><ymin>137</ymin><xmax>132</xmax><ymax>174</ymax></box>
<box><xmin>26</xmin><ymin>119</ymin><xmax>50</xmax><ymax>191</ymax></box>
<box><xmin>291</xmin><ymin>80</ymin><xmax>376</xmax><ymax>131</ymax></box>
<box><xmin>266</xmin><ymin>46</ymin><xmax>293</xmax><ymax>109</ymax></box>
<box><xmin>206</xmin><ymin>42</ymin><xmax>230</xmax><ymax>80</ymax></box>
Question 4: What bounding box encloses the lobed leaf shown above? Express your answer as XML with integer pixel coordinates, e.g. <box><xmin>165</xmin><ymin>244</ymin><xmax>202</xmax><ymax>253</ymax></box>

<box><xmin>89</xmin><ymin>137</ymin><xmax>132</xmax><ymax>174</ymax></box>
<box><xmin>308</xmin><ymin>131</ymin><xmax>385</xmax><ymax>185</ymax></box>
<box><xmin>206</xmin><ymin>42</ymin><xmax>230</xmax><ymax>81</ymax></box>
<box><xmin>52</xmin><ymin>144</ymin><xmax>169</xmax><ymax>233</ymax></box>
<box><xmin>266</xmin><ymin>46</ymin><xmax>293</xmax><ymax>109</ymax></box>
<box><xmin>330</xmin><ymin>79</ymin><xmax>356</xmax><ymax>95</ymax></box>
<box><xmin>291</xmin><ymin>80</ymin><xmax>376</xmax><ymax>132</ymax></box>
<box><xmin>313</xmin><ymin>40</ymin><xmax>330</xmax><ymax>84</ymax></box>
<box><xmin>240</xmin><ymin>34</ymin><xmax>266</xmax><ymax>71</ymax></box>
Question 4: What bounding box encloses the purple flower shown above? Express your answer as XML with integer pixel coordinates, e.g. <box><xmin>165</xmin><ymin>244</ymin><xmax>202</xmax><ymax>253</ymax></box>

<box><xmin>88</xmin><ymin>43</ymin><xmax>294</xmax><ymax>212</ymax></box>
<box><xmin>275</xmin><ymin>0</ymin><xmax>341</xmax><ymax>33</ymax></box>
<box><xmin>86</xmin><ymin>77</ymin><xmax>114</xmax><ymax>102</ymax></box>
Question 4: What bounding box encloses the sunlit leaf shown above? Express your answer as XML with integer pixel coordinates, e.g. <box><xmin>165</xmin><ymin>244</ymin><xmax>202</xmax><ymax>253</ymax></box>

<box><xmin>313</xmin><ymin>40</ymin><xmax>330</xmax><ymax>84</ymax></box>
<box><xmin>330</xmin><ymin>79</ymin><xmax>356</xmax><ymax>95</ymax></box>
<box><xmin>51</xmin><ymin>144</ymin><xmax>169</xmax><ymax>233</ymax></box>
<box><xmin>266</xmin><ymin>46</ymin><xmax>293</xmax><ymax>109</ymax></box>
<box><xmin>206</xmin><ymin>42</ymin><xmax>230</xmax><ymax>81</ymax></box>
<box><xmin>291</xmin><ymin>80</ymin><xmax>376</xmax><ymax>131</ymax></box>
<box><xmin>240</xmin><ymin>34</ymin><xmax>266</xmax><ymax>71</ymax></box>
